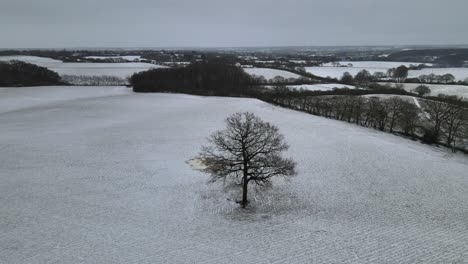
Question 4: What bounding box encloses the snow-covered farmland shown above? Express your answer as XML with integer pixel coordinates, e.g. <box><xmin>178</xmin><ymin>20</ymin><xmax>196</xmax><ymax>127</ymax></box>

<box><xmin>307</xmin><ymin>61</ymin><xmax>428</xmax><ymax>79</ymax></box>
<box><xmin>244</xmin><ymin>67</ymin><xmax>302</xmax><ymax>80</ymax></box>
<box><xmin>305</xmin><ymin>66</ymin><xmax>379</xmax><ymax>79</ymax></box>
<box><xmin>407</xmin><ymin>68</ymin><xmax>468</xmax><ymax>82</ymax></box>
<box><xmin>379</xmin><ymin>82</ymin><xmax>468</xmax><ymax>99</ymax></box>
<box><xmin>286</xmin><ymin>83</ymin><xmax>355</xmax><ymax>91</ymax></box>
<box><xmin>306</xmin><ymin>61</ymin><xmax>468</xmax><ymax>81</ymax></box>
<box><xmin>0</xmin><ymin>55</ymin><xmax>162</xmax><ymax>78</ymax></box>
<box><xmin>1</xmin><ymin>86</ymin><xmax>467</xmax><ymax>263</ymax></box>
<box><xmin>361</xmin><ymin>94</ymin><xmax>421</xmax><ymax>105</ymax></box>
<box><xmin>84</xmin><ymin>55</ymin><xmax>144</xmax><ymax>61</ymax></box>
<box><xmin>0</xmin><ymin>86</ymin><xmax>131</xmax><ymax>114</ymax></box>
<box><xmin>323</xmin><ymin>61</ymin><xmax>429</xmax><ymax>68</ymax></box>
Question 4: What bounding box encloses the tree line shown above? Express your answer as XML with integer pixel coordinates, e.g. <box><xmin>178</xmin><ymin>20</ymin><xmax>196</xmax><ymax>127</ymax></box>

<box><xmin>262</xmin><ymin>87</ymin><xmax>467</xmax><ymax>152</ymax></box>
<box><xmin>61</xmin><ymin>75</ymin><xmax>128</xmax><ymax>86</ymax></box>
<box><xmin>340</xmin><ymin>67</ymin><xmax>466</xmax><ymax>86</ymax></box>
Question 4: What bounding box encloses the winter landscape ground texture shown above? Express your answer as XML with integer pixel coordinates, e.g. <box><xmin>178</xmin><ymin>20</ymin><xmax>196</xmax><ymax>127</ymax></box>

<box><xmin>1</xmin><ymin>86</ymin><xmax>467</xmax><ymax>263</ymax></box>
<box><xmin>244</xmin><ymin>67</ymin><xmax>302</xmax><ymax>80</ymax></box>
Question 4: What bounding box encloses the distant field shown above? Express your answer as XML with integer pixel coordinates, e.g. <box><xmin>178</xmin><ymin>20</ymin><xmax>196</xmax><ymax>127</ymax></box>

<box><xmin>306</xmin><ymin>61</ymin><xmax>468</xmax><ymax>81</ymax></box>
<box><xmin>284</xmin><ymin>83</ymin><xmax>355</xmax><ymax>91</ymax></box>
<box><xmin>322</xmin><ymin>61</ymin><xmax>430</xmax><ymax>68</ymax></box>
<box><xmin>244</xmin><ymin>67</ymin><xmax>302</xmax><ymax>80</ymax></box>
<box><xmin>84</xmin><ymin>55</ymin><xmax>143</xmax><ymax>61</ymax></box>
<box><xmin>380</xmin><ymin>82</ymin><xmax>468</xmax><ymax>99</ymax></box>
<box><xmin>361</xmin><ymin>94</ymin><xmax>420</xmax><ymax>105</ymax></box>
<box><xmin>407</xmin><ymin>68</ymin><xmax>468</xmax><ymax>82</ymax></box>
<box><xmin>0</xmin><ymin>55</ymin><xmax>162</xmax><ymax>78</ymax></box>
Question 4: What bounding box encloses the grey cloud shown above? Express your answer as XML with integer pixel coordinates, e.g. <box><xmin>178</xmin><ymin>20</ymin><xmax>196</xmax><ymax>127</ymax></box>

<box><xmin>1</xmin><ymin>0</ymin><xmax>467</xmax><ymax>48</ymax></box>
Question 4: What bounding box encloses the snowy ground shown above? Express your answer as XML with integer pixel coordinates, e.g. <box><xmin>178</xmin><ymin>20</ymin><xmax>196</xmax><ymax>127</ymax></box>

<box><xmin>407</xmin><ymin>68</ymin><xmax>468</xmax><ymax>82</ymax></box>
<box><xmin>361</xmin><ymin>94</ymin><xmax>420</xmax><ymax>105</ymax></box>
<box><xmin>307</xmin><ymin>61</ymin><xmax>427</xmax><ymax>80</ymax></box>
<box><xmin>306</xmin><ymin>61</ymin><xmax>468</xmax><ymax>81</ymax></box>
<box><xmin>323</xmin><ymin>61</ymin><xmax>429</xmax><ymax>68</ymax></box>
<box><xmin>84</xmin><ymin>55</ymin><xmax>144</xmax><ymax>61</ymax></box>
<box><xmin>244</xmin><ymin>67</ymin><xmax>302</xmax><ymax>80</ymax></box>
<box><xmin>1</xmin><ymin>87</ymin><xmax>468</xmax><ymax>264</ymax></box>
<box><xmin>285</xmin><ymin>83</ymin><xmax>355</xmax><ymax>91</ymax></box>
<box><xmin>378</xmin><ymin>82</ymin><xmax>468</xmax><ymax>99</ymax></box>
<box><xmin>0</xmin><ymin>55</ymin><xmax>161</xmax><ymax>78</ymax></box>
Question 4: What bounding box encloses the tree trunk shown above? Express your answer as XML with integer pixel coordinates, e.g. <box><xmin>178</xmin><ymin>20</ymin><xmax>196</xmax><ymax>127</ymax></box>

<box><xmin>241</xmin><ymin>177</ymin><xmax>248</xmax><ymax>208</ymax></box>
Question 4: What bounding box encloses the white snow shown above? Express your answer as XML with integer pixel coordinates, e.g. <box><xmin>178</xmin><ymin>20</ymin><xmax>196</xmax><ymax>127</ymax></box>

<box><xmin>306</xmin><ymin>63</ymin><xmax>468</xmax><ymax>82</ymax></box>
<box><xmin>305</xmin><ymin>66</ymin><xmax>382</xmax><ymax>79</ymax></box>
<box><xmin>322</xmin><ymin>61</ymin><xmax>429</xmax><ymax>68</ymax></box>
<box><xmin>361</xmin><ymin>94</ymin><xmax>421</xmax><ymax>106</ymax></box>
<box><xmin>289</xmin><ymin>60</ymin><xmax>307</xmax><ymax>64</ymax></box>
<box><xmin>0</xmin><ymin>86</ymin><xmax>130</xmax><ymax>114</ymax></box>
<box><xmin>84</xmin><ymin>55</ymin><xmax>144</xmax><ymax>61</ymax></box>
<box><xmin>413</xmin><ymin>97</ymin><xmax>422</xmax><ymax>108</ymax></box>
<box><xmin>305</xmin><ymin>61</ymin><xmax>468</xmax><ymax>81</ymax></box>
<box><xmin>0</xmin><ymin>55</ymin><xmax>162</xmax><ymax>78</ymax></box>
<box><xmin>1</xmin><ymin>87</ymin><xmax>468</xmax><ymax>263</ymax></box>
<box><xmin>244</xmin><ymin>68</ymin><xmax>302</xmax><ymax>80</ymax></box>
<box><xmin>379</xmin><ymin>82</ymin><xmax>468</xmax><ymax>99</ymax></box>
<box><xmin>407</xmin><ymin>68</ymin><xmax>468</xmax><ymax>82</ymax></box>
<box><xmin>286</xmin><ymin>83</ymin><xmax>355</xmax><ymax>91</ymax></box>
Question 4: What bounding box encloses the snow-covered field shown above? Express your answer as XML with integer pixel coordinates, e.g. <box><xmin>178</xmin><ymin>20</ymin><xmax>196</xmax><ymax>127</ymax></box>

<box><xmin>323</xmin><ymin>61</ymin><xmax>429</xmax><ymax>68</ymax></box>
<box><xmin>286</xmin><ymin>83</ymin><xmax>355</xmax><ymax>91</ymax></box>
<box><xmin>379</xmin><ymin>82</ymin><xmax>468</xmax><ymax>99</ymax></box>
<box><xmin>306</xmin><ymin>61</ymin><xmax>468</xmax><ymax>81</ymax></box>
<box><xmin>305</xmin><ymin>66</ymin><xmax>381</xmax><ymax>79</ymax></box>
<box><xmin>0</xmin><ymin>55</ymin><xmax>161</xmax><ymax>78</ymax></box>
<box><xmin>84</xmin><ymin>55</ymin><xmax>143</xmax><ymax>61</ymax></box>
<box><xmin>407</xmin><ymin>68</ymin><xmax>468</xmax><ymax>82</ymax></box>
<box><xmin>244</xmin><ymin>67</ymin><xmax>302</xmax><ymax>80</ymax></box>
<box><xmin>1</xmin><ymin>87</ymin><xmax>468</xmax><ymax>263</ymax></box>
<box><xmin>361</xmin><ymin>94</ymin><xmax>421</xmax><ymax>105</ymax></box>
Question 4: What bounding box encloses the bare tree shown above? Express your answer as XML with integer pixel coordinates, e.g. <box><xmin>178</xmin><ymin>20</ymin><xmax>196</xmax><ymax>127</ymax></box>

<box><xmin>385</xmin><ymin>97</ymin><xmax>404</xmax><ymax>133</ymax></box>
<box><xmin>442</xmin><ymin>104</ymin><xmax>466</xmax><ymax>150</ymax></box>
<box><xmin>340</xmin><ymin>72</ymin><xmax>354</xmax><ymax>85</ymax></box>
<box><xmin>393</xmin><ymin>65</ymin><xmax>409</xmax><ymax>83</ymax></box>
<box><xmin>398</xmin><ymin>101</ymin><xmax>420</xmax><ymax>135</ymax></box>
<box><xmin>354</xmin><ymin>69</ymin><xmax>371</xmax><ymax>86</ymax></box>
<box><xmin>364</xmin><ymin>97</ymin><xmax>387</xmax><ymax>130</ymax></box>
<box><xmin>198</xmin><ymin>112</ymin><xmax>296</xmax><ymax>208</ymax></box>
<box><xmin>424</xmin><ymin>100</ymin><xmax>450</xmax><ymax>142</ymax></box>
<box><xmin>441</xmin><ymin>73</ymin><xmax>455</xmax><ymax>84</ymax></box>
<box><xmin>372</xmin><ymin>71</ymin><xmax>386</xmax><ymax>80</ymax></box>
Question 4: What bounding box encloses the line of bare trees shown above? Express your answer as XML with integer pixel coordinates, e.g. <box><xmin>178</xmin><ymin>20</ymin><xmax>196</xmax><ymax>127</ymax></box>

<box><xmin>61</xmin><ymin>75</ymin><xmax>128</xmax><ymax>86</ymax></box>
<box><xmin>249</xmin><ymin>74</ymin><xmax>313</xmax><ymax>85</ymax></box>
<box><xmin>341</xmin><ymin>69</ymin><xmax>465</xmax><ymax>86</ymax></box>
<box><xmin>265</xmin><ymin>87</ymin><xmax>467</xmax><ymax>152</ymax></box>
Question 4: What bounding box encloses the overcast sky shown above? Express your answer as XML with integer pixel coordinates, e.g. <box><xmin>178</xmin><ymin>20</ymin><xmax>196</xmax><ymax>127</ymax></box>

<box><xmin>1</xmin><ymin>0</ymin><xmax>468</xmax><ymax>48</ymax></box>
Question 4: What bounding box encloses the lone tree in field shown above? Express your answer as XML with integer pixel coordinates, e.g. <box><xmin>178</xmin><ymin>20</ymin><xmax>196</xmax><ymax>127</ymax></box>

<box><xmin>414</xmin><ymin>85</ymin><xmax>431</xmax><ymax>96</ymax></box>
<box><xmin>393</xmin><ymin>65</ymin><xmax>409</xmax><ymax>83</ymax></box>
<box><xmin>198</xmin><ymin>112</ymin><xmax>296</xmax><ymax>208</ymax></box>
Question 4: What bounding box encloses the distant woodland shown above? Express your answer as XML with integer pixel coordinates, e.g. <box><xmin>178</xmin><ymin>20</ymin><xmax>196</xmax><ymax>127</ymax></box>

<box><xmin>130</xmin><ymin>62</ymin><xmax>257</xmax><ymax>96</ymax></box>
<box><xmin>0</xmin><ymin>61</ymin><xmax>62</xmax><ymax>87</ymax></box>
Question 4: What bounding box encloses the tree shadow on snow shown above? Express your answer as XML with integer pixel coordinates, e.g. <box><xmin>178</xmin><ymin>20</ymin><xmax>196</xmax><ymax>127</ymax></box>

<box><xmin>195</xmin><ymin>181</ymin><xmax>317</xmax><ymax>222</ymax></box>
